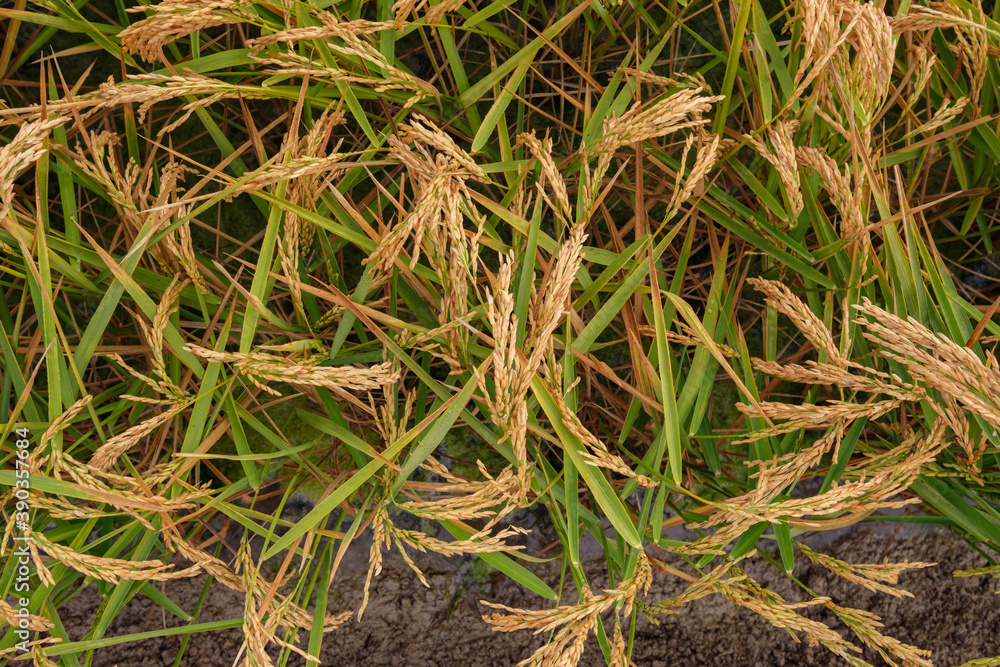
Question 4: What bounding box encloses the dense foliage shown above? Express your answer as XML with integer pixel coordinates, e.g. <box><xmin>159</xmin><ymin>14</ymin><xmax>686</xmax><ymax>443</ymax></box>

<box><xmin>2</xmin><ymin>0</ymin><xmax>1000</xmax><ymax>664</ymax></box>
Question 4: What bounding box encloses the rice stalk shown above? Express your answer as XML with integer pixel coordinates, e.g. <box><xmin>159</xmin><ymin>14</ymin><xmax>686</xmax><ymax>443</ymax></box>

<box><xmin>481</xmin><ymin>554</ymin><xmax>652</xmax><ymax>667</ymax></box>
<box><xmin>120</xmin><ymin>0</ymin><xmax>256</xmax><ymax>63</ymax></box>
<box><xmin>796</xmin><ymin>542</ymin><xmax>936</xmax><ymax>598</ymax></box>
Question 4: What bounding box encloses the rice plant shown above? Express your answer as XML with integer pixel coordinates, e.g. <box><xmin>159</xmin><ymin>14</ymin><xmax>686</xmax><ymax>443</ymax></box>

<box><xmin>1</xmin><ymin>0</ymin><xmax>1000</xmax><ymax>665</ymax></box>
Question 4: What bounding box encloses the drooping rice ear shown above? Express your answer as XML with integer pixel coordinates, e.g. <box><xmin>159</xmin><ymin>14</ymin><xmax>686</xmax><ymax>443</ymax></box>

<box><xmin>518</xmin><ymin>131</ymin><xmax>572</xmax><ymax>222</ymax></box>
<box><xmin>120</xmin><ymin>0</ymin><xmax>254</xmax><ymax>63</ymax></box>
<box><xmin>748</xmin><ymin>277</ymin><xmax>846</xmax><ymax>366</ymax></box>
<box><xmin>744</xmin><ymin>121</ymin><xmax>803</xmax><ymax>223</ymax></box>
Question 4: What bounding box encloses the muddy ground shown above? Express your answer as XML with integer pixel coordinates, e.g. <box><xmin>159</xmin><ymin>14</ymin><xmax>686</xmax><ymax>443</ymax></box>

<box><xmin>52</xmin><ymin>522</ymin><xmax>1000</xmax><ymax>667</ymax></box>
